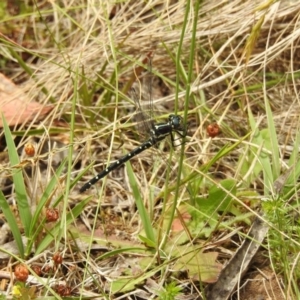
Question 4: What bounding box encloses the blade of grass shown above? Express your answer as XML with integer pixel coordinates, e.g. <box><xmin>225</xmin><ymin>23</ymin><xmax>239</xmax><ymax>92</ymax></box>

<box><xmin>161</xmin><ymin>0</ymin><xmax>199</xmax><ymax>250</ymax></box>
<box><xmin>247</xmin><ymin>107</ymin><xmax>273</xmax><ymax>195</ymax></box>
<box><xmin>0</xmin><ymin>190</ymin><xmax>24</xmax><ymax>257</ymax></box>
<box><xmin>2</xmin><ymin>114</ymin><xmax>32</xmax><ymax>236</ymax></box>
<box><xmin>264</xmin><ymin>97</ymin><xmax>280</xmax><ymax>180</ymax></box>
<box><xmin>126</xmin><ymin>160</ymin><xmax>155</xmax><ymax>245</ymax></box>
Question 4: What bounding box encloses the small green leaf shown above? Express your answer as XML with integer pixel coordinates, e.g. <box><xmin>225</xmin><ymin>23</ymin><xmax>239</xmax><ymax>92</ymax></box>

<box><xmin>173</xmin><ymin>247</ymin><xmax>221</xmax><ymax>283</ymax></box>
<box><xmin>196</xmin><ymin>179</ymin><xmax>237</xmax><ymax>216</ymax></box>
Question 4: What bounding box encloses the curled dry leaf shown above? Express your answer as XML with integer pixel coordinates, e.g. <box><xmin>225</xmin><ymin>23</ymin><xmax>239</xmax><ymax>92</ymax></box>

<box><xmin>0</xmin><ymin>73</ymin><xmax>53</xmax><ymax>127</ymax></box>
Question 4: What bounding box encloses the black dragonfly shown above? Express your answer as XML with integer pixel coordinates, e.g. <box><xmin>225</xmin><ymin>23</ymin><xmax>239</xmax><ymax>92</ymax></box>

<box><xmin>80</xmin><ymin>56</ymin><xmax>187</xmax><ymax>193</ymax></box>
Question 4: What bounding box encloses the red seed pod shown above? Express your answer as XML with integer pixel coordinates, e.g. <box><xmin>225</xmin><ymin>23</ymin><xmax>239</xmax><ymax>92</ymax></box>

<box><xmin>53</xmin><ymin>252</ymin><xmax>63</xmax><ymax>265</ymax></box>
<box><xmin>31</xmin><ymin>265</ymin><xmax>42</xmax><ymax>276</ymax></box>
<box><xmin>14</xmin><ymin>264</ymin><xmax>29</xmax><ymax>282</ymax></box>
<box><xmin>206</xmin><ymin>123</ymin><xmax>220</xmax><ymax>138</ymax></box>
<box><xmin>55</xmin><ymin>284</ymin><xmax>71</xmax><ymax>296</ymax></box>
<box><xmin>24</xmin><ymin>143</ymin><xmax>35</xmax><ymax>156</ymax></box>
<box><xmin>42</xmin><ymin>264</ymin><xmax>53</xmax><ymax>274</ymax></box>
<box><xmin>46</xmin><ymin>208</ymin><xmax>59</xmax><ymax>222</ymax></box>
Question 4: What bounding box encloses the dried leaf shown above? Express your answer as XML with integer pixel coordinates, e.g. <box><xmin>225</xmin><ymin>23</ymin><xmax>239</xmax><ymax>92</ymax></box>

<box><xmin>0</xmin><ymin>73</ymin><xmax>53</xmax><ymax>127</ymax></box>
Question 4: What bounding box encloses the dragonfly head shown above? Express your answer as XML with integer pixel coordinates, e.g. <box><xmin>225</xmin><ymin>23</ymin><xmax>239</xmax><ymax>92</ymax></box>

<box><xmin>169</xmin><ymin>114</ymin><xmax>187</xmax><ymax>136</ymax></box>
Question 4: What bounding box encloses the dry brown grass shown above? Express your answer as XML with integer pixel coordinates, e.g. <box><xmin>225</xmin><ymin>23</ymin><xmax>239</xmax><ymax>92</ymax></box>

<box><xmin>1</xmin><ymin>0</ymin><xmax>300</xmax><ymax>299</ymax></box>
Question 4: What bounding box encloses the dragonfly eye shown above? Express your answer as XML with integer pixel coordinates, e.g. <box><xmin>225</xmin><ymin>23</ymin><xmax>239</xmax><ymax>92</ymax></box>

<box><xmin>171</xmin><ymin>115</ymin><xmax>182</xmax><ymax>128</ymax></box>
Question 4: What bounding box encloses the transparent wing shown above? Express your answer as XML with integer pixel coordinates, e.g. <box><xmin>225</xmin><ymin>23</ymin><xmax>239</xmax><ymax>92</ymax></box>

<box><xmin>128</xmin><ymin>52</ymin><xmax>154</xmax><ymax>135</ymax></box>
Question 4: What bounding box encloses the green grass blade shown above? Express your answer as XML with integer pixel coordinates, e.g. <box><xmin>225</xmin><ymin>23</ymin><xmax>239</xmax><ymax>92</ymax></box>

<box><xmin>264</xmin><ymin>97</ymin><xmax>280</xmax><ymax>179</ymax></box>
<box><xmin>126</xmin><ymin>161</ymin><xmax>155</xmax><ymax>245</ymax></box>
<box><xmin>0</xmin><ymin>190</ymin><xmax>24</xmax><ymax>257</ymax></box>
<box><xmin>2</xmin><ymin>114</ymin><xmax>32</xmax><ymax>236</ymax></box>
<box><xmin>247</xmin><ymin>107</ymin><xmax>273</xmax><ymax>194</ymax></box>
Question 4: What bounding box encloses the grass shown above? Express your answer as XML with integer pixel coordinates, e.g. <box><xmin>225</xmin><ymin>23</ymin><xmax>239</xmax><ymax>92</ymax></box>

<box><xmin>0</xmin><ymin>0</ymin><xmax>300</xmax><ymax>299</ymax></box>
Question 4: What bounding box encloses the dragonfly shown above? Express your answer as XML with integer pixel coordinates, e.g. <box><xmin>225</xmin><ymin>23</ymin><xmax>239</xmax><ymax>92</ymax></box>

<box><xmin>79</xmin><ymin>57</ymin><xmax>187</xmax><ymax>193</ymax></box>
